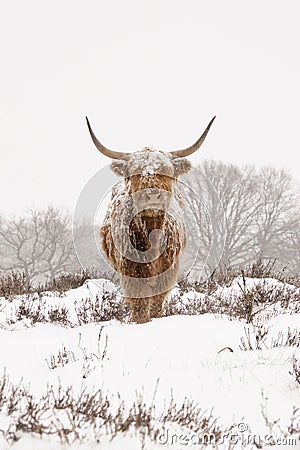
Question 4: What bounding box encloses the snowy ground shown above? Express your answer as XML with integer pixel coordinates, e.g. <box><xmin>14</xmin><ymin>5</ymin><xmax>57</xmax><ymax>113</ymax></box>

<box><xmin>0</xmin><ymin>277</ymin><xmax>299</xmax><ymax>449</ymax></box>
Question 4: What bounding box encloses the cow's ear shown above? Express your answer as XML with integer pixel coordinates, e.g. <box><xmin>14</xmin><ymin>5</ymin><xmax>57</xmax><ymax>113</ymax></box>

<box><xmin>110</xmin><ymin>160</ymin><xmax>127</xmax><ymax>176</ymax></box>
<box><xmin>173</xmin><ymin>158</ymin><xmax>192</xmax><ymax>176</ymax></box>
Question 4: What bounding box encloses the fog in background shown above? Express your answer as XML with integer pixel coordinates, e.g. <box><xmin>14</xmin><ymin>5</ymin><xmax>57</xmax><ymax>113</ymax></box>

<box><xmin>1</xmin><ymin>1</ymin><xmax>300</xmax><ymax>215</ymax></box>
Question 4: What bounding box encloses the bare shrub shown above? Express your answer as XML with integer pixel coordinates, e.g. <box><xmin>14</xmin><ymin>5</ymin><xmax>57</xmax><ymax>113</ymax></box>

<box><xmin>0</xmin><ymin>371</ymin><xmax>10</xmax><ymax>410</ymax></box>
<box><xmin>45</xmin><ymin>346</ymin><xmax>77</xmax><ymax>370</ymax></box>
<box><xmin>75</xmin><ymin>291</ymin><xmax>129</xmax><ymax>324</ymax></box>
<box><xmin>0</xmin><ymin>268</ymin><xmax>115</xmax><ymax>300</ymax></box>
<box><xmin>272</xmin><ymin>329</ymin><xmax>300</xmax><ymax>349</ymax></box>
<box><xmin>47</xmin><ymin>306</ymin><xmax>70</xmax><ymax>325</ymax></box>
<box><xmin>228</xmin><ymin>269</ymin><xmax>300</xmax><ymax>323</ymax></box>
<box><xmin>40</xmin><ymin>268</ymin><xmax>104</xmax><ymax>294</ymax></box>
<box><xmin>205</xmin><ymin>266</ymin><xmax>245</xmax><ymax>290</ymax></box>
<box><xmin>239</xmin><ymin>326</ymin><xmax>269</xmax><ymax>351</ymax></box>
<box><xmin>289</xmin><ymin>357</ymin><xmax>300</xmax><ymax>385</ymax></box>
<box><xmin>235</xmin><ymin>274</ymin><xmax>300</xmax><ymax>322</ymax></box>
<box><xmin>180</xmin><ymin>258</ymin><xmax>300</xmax><ymax>300</ymax></box>
<box><xmin>0</xmin><ymin>375</ymin><xmax>232</xmax><ymax>446</ymax></box>
<box><xmin>12</xmin><ymin>296</ymin><xmax>71</xmax><ymax>326</ymax></box>
<box><xmin>260</xmin><ymin>391</ymin><xmax>300</xmax><ymax>444</ymax></box>
<box><xmin>239</xmin><ymin>327</ymin><xmax>300</xmax><ymax>351</ymax></box>
<box><xmin>0</xmin><ymin>271</ymin><xmax>32</xmax><ymax>299</ymax></box>
<box><xmin>14</xmin><ymin>296</ymin><xmax>47</xmax><ymax>324</ymax></box>
<box><xmin>165</xmin><ymin>287</ymin><xmax>255</xmax><ymax>321</ymax></box>
<box><xmin>164</xmin><ymin>291</ymin><xmax>209</xmax><ymax>316</ymax></box>
<box><xmin>242</xmin><ymin>259</ymin><xmax>284</xmax><ymax>279</ymax></box>
<box><xmin>0</xmin><ymin>373</ymin><xmax>298</xmax><ymax>446</ymax></box>
<box><xmin>167</xmin><ymin>272</ymin><xmax>300</xmax><ymax>324</ymax></box>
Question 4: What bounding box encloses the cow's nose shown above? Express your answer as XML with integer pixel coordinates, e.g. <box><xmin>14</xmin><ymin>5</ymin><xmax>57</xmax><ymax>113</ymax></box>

<box><xmin>146</xmin><ymin>190</ymin><xmax>161</xmax><ymax>201</ymax></box>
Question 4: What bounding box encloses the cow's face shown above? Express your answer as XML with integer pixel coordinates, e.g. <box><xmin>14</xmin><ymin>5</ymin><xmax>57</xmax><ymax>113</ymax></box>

<box><xmin>85</xmin><ymin>116</ymin><xmax>215</xmax><ymax>211</ymax></box>
<box><xmin>110</xmin><ymin>148</ymin><xmax>191</xmax><ymax>179</ymax></box>
<box><xmin>109</xmin><ymin>149</ymin><xmax>191</xmax><ymax>211</ymax></box>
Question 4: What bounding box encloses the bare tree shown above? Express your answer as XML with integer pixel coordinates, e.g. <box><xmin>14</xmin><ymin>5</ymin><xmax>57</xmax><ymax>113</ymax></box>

<box><xmin>0</xmin><ymin>207</ymin><xmax>114</xmax><ymax>281</ymax></box>
<box><xmin>180</xmin><ymin>163</ymin><xmax>227</xmax><ymax>279</ymax></box>
<box><xmin>181</xmin><ymin>160</ymin><xmax>300</xmax><ymax>276</ymax></box>
<box><xmin>0</xmin><ymin>207</ymin><xmax>85</xmax><ymax>280</ymax></box>
<box><xmin>254</xmin><ymin>167</ymin><xmax>300</xmax><ymax>261</ymax></box>
<box><xmin>37</xmin><ymin>207</ymin><xmax>77</xmax><ymax>279</ymax></box>
<box><xmin>0</xmin><ymin>214</ymin><xmax>38</xmax><ymax>277</ymax></box>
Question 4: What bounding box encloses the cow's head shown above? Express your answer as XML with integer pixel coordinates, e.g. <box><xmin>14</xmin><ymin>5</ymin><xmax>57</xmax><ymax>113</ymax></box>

<box><xmin>86</xmin><ymin>116</ymin><xmax>215</xmax><ymax>210</ymax></box>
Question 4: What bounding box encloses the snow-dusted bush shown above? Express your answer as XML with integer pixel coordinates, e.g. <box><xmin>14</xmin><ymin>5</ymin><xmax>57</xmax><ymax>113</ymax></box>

<box><xmin>0</xmin><ymin>269</ymin><xmax>110</xmax><ymax>300</ymax></box>
<box><xmin>0</xmin><ymin>374</ymin><xmax>231</xmax><ymax>446</ymax></box>
<box><xmin>0</xmin><ymin>271</ymin><xmax>32</xmax><ymax>299</ymax></box>
<box><xmin>239</xmin><ymin>326</ymin><xmax>300</xmax><ymax>351</ymax></box>
<box><xmin>41</xmin><ymin>268</ymin><xmax>105</xmax><ymax>294</ymax></box>
<box><xmin>289</xmin><ymin>357</ymin><xmax>300</xmax><ymax>385</ymax></box>
<box><xmin>9</xmin><ymin>296</ymin><xmax>71</xmax><ymax>327</ymax></box>
<box><xmin>75</xmin><ymin>291</ymin><xmax>129</xmax><ymax>324</ymax></box>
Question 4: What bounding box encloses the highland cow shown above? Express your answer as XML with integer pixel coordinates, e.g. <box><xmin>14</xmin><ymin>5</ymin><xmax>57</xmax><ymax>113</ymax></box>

<box><xmin>86</xmin><ymin>116</ymin><xmax>215</xmax><ymax>323</ymax></box>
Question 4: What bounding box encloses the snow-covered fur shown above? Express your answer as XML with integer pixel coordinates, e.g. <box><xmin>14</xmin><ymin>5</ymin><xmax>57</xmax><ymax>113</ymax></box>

<box><xmin>101</xmin><ymin>148</ymin><xmax>191</xmax><ymax>323</ymax></box>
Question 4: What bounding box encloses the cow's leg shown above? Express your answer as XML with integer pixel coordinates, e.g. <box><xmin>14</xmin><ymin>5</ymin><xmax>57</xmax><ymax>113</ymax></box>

<box><xmin>125</xmin><ymin>297</ymin><xmax>151</xmax><ymax>324</ymax></box>
<box><xmin>149</xmin><ymin>293</ymin><xmax>166</xmax><ymax>319</ymax></box>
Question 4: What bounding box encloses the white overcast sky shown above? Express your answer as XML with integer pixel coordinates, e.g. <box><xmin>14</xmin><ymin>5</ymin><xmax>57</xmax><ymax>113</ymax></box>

<box><xmin>1</xmin><ymin>0</ymin><xmax>299</xmax><ymax>215</ymax></box>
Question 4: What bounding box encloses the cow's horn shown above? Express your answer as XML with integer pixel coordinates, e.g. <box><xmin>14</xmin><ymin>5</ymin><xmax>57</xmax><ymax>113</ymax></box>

<box><xmin>170</xmin><ymin>116</ymin><xmax>216</xmax><ymax>157</ymax></box>
<box><xmin>86</xmin><ymin>117</ymin><xmax>130</xmax><ymax>159</ymax></box>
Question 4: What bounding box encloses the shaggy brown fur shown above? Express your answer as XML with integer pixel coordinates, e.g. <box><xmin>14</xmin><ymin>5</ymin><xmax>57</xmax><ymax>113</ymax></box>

<box><xmin>100</xmin><ymin>150</ymin><xmax>189</xmax><ymax>323</ymax></box>
<box><xmin>101</xmin><ymin>206</ymin><xmax>184</xmax><ymax>323</ymax></box>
